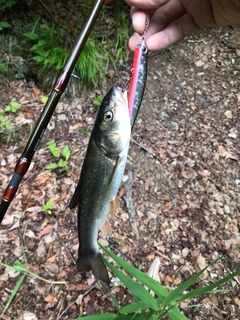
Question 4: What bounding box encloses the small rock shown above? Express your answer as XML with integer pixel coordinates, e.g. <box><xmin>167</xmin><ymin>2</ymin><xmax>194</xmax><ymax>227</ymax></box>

<box><xmin>182</xmin><ymin>247</ymin><xmax>190</xmax><ymax>258</ymax></box>
<box><xmin>195</xmin><ymin>59</ymin><xmax>205</xmax><ymax>67</ymax></box>
<box><xmin>170</xmin><ymin>121</ymin><xmax>179</xmax><ymax>131</ymax></box>
<box><xmin>235</xmin><ymin>48</ymin><xmax>240</xmax><ymax>56</ymax></box>
<box><xmin>224</xmin><ymin>110</ymin><xmax>233</xmax><ymax>119</ymax></box>
<box><xmin>147</xmin><ymin>211</ymin><xmax>157</xmax><ymax>219</ymax></box>
<box><xmin>235</xmin><ymin>179</ymin><xmax>240</xmax><ymax>185</ymax></box>
<box><xmin>224</xmin><ymin>204</ymin><xmax>231</xmax><ymax>214</ymax></box>
<box><xmin>22</xmin><ymin>311</ymin><xmax>38</xmax><ymax>320</ymax></box>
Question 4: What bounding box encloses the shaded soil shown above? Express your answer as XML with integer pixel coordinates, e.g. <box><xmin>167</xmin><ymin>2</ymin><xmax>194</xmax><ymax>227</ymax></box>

<box><xmin>0</xmin><ymin>7</ymin><xmax>240</xmax><ymax>320</ymax></box>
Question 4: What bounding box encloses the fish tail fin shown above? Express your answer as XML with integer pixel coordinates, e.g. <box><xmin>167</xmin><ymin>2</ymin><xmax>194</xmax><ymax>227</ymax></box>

<box><xmin>77</xmin><ymin>252</ymin><xmax>110</xmax><ymax>284</ymax></box>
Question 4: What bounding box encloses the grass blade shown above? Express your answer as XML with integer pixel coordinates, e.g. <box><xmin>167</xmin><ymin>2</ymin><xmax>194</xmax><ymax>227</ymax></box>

<box><xmin>100</xmin><ymin>244</ymin><xmax>186</xmax><ymax>318</ymax></box>
<box><xmin>160</xmin><ymin>256</ymin><xmax>223</xmax><ymax>308</ymax></box>
<box><xmin>119</xmin><ymin>301</ymin><xmax>147</xmax><ymax>314</ymax></box>
<box><xmin>71</xmin><ymin>313</ymin><xmax>116</xmax><ymax>320</ymax></box>
<box><xmin>102</xmin><ymin>256</ymin><xmax>158</xmax><ymax>311</ymax></box>
<box><xmin>179</xmin><ymin>269</ymin><xmax>240</xmax><ymax>302</ymax></box>
<box><xmin>99</xmin><ymin>244</ymin><xmax>169</xmax><ymax>298</ymax></box>
<box><xmin>1</xmin><ymin>274</ymin><xmax>26</xmax><ymax>316</ymax></box>
<box><xmin>100</xmin><ymin>281</ymin><xmax>120</xmax><ymax>309</ymax></box>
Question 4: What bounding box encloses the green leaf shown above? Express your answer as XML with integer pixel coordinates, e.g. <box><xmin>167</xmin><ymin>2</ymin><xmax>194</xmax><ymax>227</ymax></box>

<box><xmin>100</xmin><ymin>281</ymin><xmax>120</xmax><ymax>309</ymax></box>
<box><xmin>99</xmin><ymin>244</ymin><xmax>169</xmax><ymax>299</ymax></box>
<box><xmin>119</xmin><ymin>301</ymin><xmax>147</xmax><ymax>314</ymax></box>
<box><xmin>41</xmin><ymin>96</ymin><xmax>48</xmax><ymax>103</ymax></box>
<box><xmin>10</xmin><ymin>101</ymin><xmax>21</xmax><ymax>112</ymax></box>
<box><xmin>24</xmin><ymin>32</ymin><xmax>38</xmax><ymax>40</ymax></box>
<box><xmin>47</xmin><ymin>140</ymin><xmax>61</xmax><ymax>158</ymax></box>
<box><xmin>179</xmin><ymin>268</ymin><xmax>240</xmax><ymax>302</ymax></box>
<box><xmin>116</xmin><ymin>314</ymin><xmax>146</xmax><ymax>320</ymax></box>
<box><xmin>14</xmin><ymin>260</ymin><xmax>27</xmax><ymax>272</ymax></box>
<box><xmin>0</xmin><ymin>63</ymin><xmax>7</xmax><ymax>72</ymax></box>
<box><xmin>4</xmin><ymin>105</ymin><xmax>11</xmax><ymax>112</ymax></box>
<box><xmin>160</xmin><ymin>255</ymin><xmax>224</xmax><ymax>308</ymax></box>
<box><xmin>71</xmin><ymin>313</ymin><xmax>116</xmax><ymax>320</ymax></box>
<box><xmin>1</xmin><ymin>274</ymin><xmax>25</xmax><ymax>316</ymax></box>
<box><xmin>62</xmin><ymin>145</ymin><xmax>70</xmax><ymax>160</ymax></box>
<box><xmin>5</xmin><ymin>119</ymin><xmax>11</xmax><ymax>131</ymax></box>
<box><xmin>0</xmin><ymin>21</ymin><xmax>11</xmax><ymax>29</ymax></box>
<box><xmin>42</xmin><ymin>199</ymin><xmax>53</xmax><ymax>214</ymax></box>
<box><xmin>102</xmin><ymin>256</ymin><xmax>158</xmax><ymax>312</ymax></box>
<box><xmin>46</xmin><ymin>163</ymin><xmax>58</xmax><ymax>170</ymax></box>
<box><xmin>93</xmin><ymin>95</ymin><xmax>103</xmax><ymax>106</ymax></box>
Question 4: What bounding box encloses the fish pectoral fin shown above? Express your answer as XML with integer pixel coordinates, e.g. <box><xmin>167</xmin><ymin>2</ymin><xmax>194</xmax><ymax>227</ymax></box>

<box><xmin>107</xmin><ymin>155</ymin><xmax>122</xmax><ymax>187</ymax></box>
<box><xmin>109</xmin><ymin>197</ymin><xmax>120</xmax><ymax>218</ymax></box>
<box><xmin>100</xmin><ymin>219</ymin><xmax>112</xmax><ymax>237</ymax></box>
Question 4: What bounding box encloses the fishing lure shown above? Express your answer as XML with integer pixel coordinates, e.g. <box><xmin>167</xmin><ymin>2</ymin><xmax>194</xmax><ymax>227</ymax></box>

<box><xmin>128</xmin><ymin>33</ymin><xmax>148</xmax><ymax>127</ymax></box>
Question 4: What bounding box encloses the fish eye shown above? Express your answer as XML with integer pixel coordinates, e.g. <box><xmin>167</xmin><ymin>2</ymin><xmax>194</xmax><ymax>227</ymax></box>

<box><xmin>103</xmin><ymin>110</ymin><xmax>113</xmax><ymax>122</ymax></box>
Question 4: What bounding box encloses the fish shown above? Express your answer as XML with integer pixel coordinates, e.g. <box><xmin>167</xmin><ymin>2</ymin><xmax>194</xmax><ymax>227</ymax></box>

<box><xmin>70</xmin><ymin>86</ymin><xmax>131</xmax><ymax>283</ymax></box>
<box><xmin>128</xmin><ymin>33</ymin><xmax>148</xmax><ymax>127</ymax></box>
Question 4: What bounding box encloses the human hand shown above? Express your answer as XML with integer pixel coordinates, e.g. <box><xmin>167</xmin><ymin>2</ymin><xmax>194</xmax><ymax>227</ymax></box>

<box><xmin>126</xmin><ymin>0</ymin><xmax>240</xmax><ymax>51</ymax></box>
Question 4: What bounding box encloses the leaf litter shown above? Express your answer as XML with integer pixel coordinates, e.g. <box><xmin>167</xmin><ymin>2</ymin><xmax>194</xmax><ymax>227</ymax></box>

<box><xmin>0</xmin><ymin>25</ymin><xmax>240</xmax><ymax>319</ymax></box>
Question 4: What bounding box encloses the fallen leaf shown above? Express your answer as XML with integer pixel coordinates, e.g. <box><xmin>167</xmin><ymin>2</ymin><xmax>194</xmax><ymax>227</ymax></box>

<box><xmin>46</xmin><ymin>255</ymin><xmax>56</xmax><ymax>263</ymax></box>
<box><xmin>44</xmin><ymin>294</ymin><xmax>55</xmax><ymax>304</ymax></box>
<box><xmin>68</xmin><ymin>283</ymin><xmax>90</xmax><ymax>291</ymax></box>
<box><xmin>38</xmin><ymin>224</ymin><xmax>53</xmax><ymax>239</ymax></box>
<box><xmin>218</xmin><ymin>145</ymin><xmax>238</xmax><ymax>160</ymax></box>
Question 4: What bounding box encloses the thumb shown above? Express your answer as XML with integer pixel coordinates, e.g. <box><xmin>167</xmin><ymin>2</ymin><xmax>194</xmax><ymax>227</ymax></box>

<box><xmin>126</xmin><ymin>0</ymin><xmax>169</xmax><ymax>9</ymax></box>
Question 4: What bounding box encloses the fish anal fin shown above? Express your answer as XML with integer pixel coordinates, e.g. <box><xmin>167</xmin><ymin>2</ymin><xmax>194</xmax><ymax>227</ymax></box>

<box><xmin>115</xmin><ymin>196</ymin><xmax>120</xmax><ymax>209</ymax></box>
<box><xmin>109</xmin><ymin>197</ymin><xmax>120</xmax><ymax>218</ymax></box>
<box><xmin>100</xmin><ymin>219</ymin><xmax>112</xmax><ymax>237</ymax></box>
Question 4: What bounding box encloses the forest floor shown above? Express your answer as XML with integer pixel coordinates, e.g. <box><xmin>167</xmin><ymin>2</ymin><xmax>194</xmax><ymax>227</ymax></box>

<box><xmin>0</xmin><ymin>3</ymin><xmax>240</xmax><ymax>319</ymax></box>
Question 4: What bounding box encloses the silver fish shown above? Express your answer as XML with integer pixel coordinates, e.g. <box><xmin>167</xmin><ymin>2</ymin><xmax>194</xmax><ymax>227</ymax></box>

<box><xmin>70</xmin><ymin>86</ymin><xmax>131</xmax><ymax>283</ymax></box>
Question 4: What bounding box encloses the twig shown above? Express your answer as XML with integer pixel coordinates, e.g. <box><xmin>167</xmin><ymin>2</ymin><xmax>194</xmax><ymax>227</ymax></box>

<box><xmin>47</xmin><ymin>214</ymin><xmax>76</xmax><ymax>265</ymax></box>
<box><xmin>172</xmin><ymin>68</ymin><xmax>189</xmax><ymax>101</ymax></box>
<box><xmin>108</xmin><ymin>238</ymin><xmax>138</xmax><ymax>268</ymax></box>
<box><xmin>131</xmin><ymin>139</ymin><xmax>156</xmax><ymax>157</ymax></box>
<box><xmin>57</xmin><ymin>282</ymin><xmax>98</xmax><ymax>319</ymax></box>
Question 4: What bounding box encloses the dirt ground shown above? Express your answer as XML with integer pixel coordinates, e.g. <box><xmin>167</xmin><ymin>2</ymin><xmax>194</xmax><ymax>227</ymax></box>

<box><xmin>0</xmin><ymin>13</ymin><xmax>240</xmax><ymax>320</ymax></box>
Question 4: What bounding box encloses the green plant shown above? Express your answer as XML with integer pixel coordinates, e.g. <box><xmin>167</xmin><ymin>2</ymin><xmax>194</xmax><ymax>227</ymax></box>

<box><xmin>42</xmin><ymin>199</ymin><xmax>54</xmax><ymax>214</ymax></box>
<box><xmin>93</xmin><ymin>95</ymin><xmax>103</xmax><ymax>107</ymax></box>
<box><xmin>0</xmin><ymin>0</ymin><xmax>16</xmax><ymax>11</ymax></box>
<box><xmin>46</xmin><ymin>140</ymin><xmax>70</xmax><ymax>172</ymax></box>
<box><xmin>0</xmin><ymin>260</ymin><xmax>68</xmax><ymax>316</ymax></box>
<box><xmin>5</xmin><ymin>100</ymin><xmax>21</xmax><ymax>112</ymax></box>
<box><xmin>0</xmin><ymin>100</ymin><xmax>21</xmax><ymax>131</ymax></box>
<box><xmin>0</xmin><ymin>21</ymin><xmax>11</xmax><ymax>31</ymax></box>
<box><xmin>71</xmin><ymin>245</ymin><xmax>240</xmax><ymax>320</ymax></box>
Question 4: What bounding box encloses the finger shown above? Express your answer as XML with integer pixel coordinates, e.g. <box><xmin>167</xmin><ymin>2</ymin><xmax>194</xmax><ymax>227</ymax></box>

<box><xmin>131</xmin><ymin>7</ymin><xmax>149</xmax><ymax>35</ymax></box>
<box><xmin>146</xmin><ymin>13</ymin><xmax>200</xmax><ymax>51</ymax></box>
<box><xmin>126</xmin><ymin>0</ymin><xmax>169</xmax><ymax>9</ymax></box>
<box><xmin>144</xmin><ymin>0</ymin><xmax>185</xmax><ymax>38</ymax></box>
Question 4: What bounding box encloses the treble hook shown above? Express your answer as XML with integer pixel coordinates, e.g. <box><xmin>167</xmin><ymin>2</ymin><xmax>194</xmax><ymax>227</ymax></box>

<box><xmin>121</xmin><ymin>69</ymin><xmax>134</xmax><ymax>92</ymax></box>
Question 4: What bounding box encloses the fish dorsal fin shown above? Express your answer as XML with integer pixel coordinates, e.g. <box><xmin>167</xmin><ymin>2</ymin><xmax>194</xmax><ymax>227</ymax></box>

<box><xmin>100</xmin><ymin>219</ymin><xmax>112</xmax><ymax>237</ymax></box>
<box><xmin>108</xmin><ymin>155</ymin><xmax>122</xmax><ymax>187</ymax></box>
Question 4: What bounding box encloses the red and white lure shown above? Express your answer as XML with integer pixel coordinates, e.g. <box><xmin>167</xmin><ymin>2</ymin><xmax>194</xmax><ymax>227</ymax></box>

<box><xmin>128</xmin><ymin>18</ymin><xmax>148</xmax><ymax>127</ymax></box>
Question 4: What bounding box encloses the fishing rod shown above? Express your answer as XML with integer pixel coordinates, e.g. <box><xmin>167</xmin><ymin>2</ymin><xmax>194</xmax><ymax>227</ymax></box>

<box><xmin>0</xmin><ymin>0</ymin><xmax>106</xmax><ymax>224</ymax></box>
